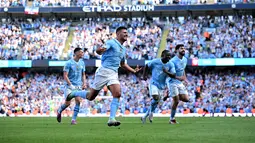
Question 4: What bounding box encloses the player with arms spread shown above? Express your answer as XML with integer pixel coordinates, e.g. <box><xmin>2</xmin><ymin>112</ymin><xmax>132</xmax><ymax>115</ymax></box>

<box><xmin>57</xmin><ymin>48</ymin><xmax>87</xmax><ymax>125</ymax></box>
<box><xmin>164</xmin><ymin>44</ymin><xmax>189</xmax><ymax>124</ymax></box>
<box><xmin>141</xmin><ymin>50</ymin><xmax>183</xmax><ymax>123</ymax></box>
<box><xmin>66</xmin><ymin>27</ymin><xmax>141</xmax><ymax>127</ymax></box>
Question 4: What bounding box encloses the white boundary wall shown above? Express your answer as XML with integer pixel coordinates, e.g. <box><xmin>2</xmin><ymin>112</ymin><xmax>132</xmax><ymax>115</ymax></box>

<box><xmin>0</xmin><ymin>113</ymin><xmax>254</xmax><ymax>118</ymax></box>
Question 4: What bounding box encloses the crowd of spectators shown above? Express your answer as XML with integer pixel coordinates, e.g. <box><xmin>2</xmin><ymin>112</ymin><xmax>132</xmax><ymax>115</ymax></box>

<box><xmin>0</xmin><ymin>19</ymin><xmax>70</xmax><ymax>60</ymax></box>
<box><xmin>0</xmin><ymin>16</ymin><xmax>254</xmax><ymax>60</ymax></box>
<box><xmin>166</xmin><ymin>16</ymin><xmax>255</xmax><ymax>58</ymax></box>
<box><xmin>1</xmin><ymin>68</ymin><xmax>254</xmax><ymax>116</ymax></box>
<box><xmin>68</xmin><ymin>18</ymin><xmax>162</xmax><ymax>60</ymax></box>
<box><xmin>0</xmin><ymin>0</ymin><xmax>26</xmax><ymax>7</ymax></box>
<box><xmin>31</xmin><ymin>0</ymin><xmax>255</xmax><ymax>7</ymax></box>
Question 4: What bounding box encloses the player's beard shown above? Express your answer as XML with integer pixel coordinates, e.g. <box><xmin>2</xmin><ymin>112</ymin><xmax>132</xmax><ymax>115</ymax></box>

<box><xmin>179</xmin><ymin>51</ymin><xmax>185</xmax><ymax>56</ymax></box>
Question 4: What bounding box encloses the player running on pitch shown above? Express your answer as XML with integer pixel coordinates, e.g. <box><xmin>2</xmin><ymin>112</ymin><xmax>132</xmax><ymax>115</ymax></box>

<box><xmin>63</xmin><ymin>27</ymin><xmax>142</xmax><ymax>127</ymax></box>
<box><xmin>57</xmin><ymin>47</ymin><xmax>87</xmax><ymax>125</ymax></box>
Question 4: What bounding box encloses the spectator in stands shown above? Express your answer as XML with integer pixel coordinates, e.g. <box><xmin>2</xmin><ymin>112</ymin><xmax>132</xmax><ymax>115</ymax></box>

<box><xmin>0</xmin><ymin>68</ymin><xmax>254</xmax><ymax>115</ymax></box>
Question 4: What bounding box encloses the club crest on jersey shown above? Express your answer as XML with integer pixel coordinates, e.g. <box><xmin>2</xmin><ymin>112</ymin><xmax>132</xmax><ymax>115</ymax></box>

<box><xmin>71</xmin><ymin>65</ymin><xmax>76</xmax><ymax>70</ymax></box>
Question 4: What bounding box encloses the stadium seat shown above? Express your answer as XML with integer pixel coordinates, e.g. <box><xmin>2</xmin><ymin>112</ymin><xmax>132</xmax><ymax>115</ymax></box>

<box><xmin>33</xmin><ymin>110</ymin><xmax>38</xmax><ymax>115</ymax></box>
<box><xmin>198</xmin><ymin>109</ymin><xmax>203</xmax><ymax>114</ymax></box>
<box><xmin>18</xmin><ymin>111</ymin><xmax>23</xmax><ymax>115</ymax></box>
<box><xmin>125</xmin><ymin>110</ymin><xmax>130</xmax><ymax>115</ymax></box>
<box><xmin>8</xmin><ymin>110</ymin><xmax>12</xmax><ymax>116</ymax></box>
<box><xmin>67</xmin><ymin>111</ymin><xmax>73</xmax><ymax>116</ymax></box>
<box><xmin>183</xmin><ymin>109</ymin><xmax>190</xmax><ymax>114</ymax></box>
<box><xmin>26</xmin><ymin>111</ymin><xmax>30</xmax><ymax>115</ymax></box>
<box><xmin>226</xmin><ymin>108</ymin><xmax>232</xmax><ymax>114</ymax></box>
<box><xmin>62</xmin><ymin>110</ymin><xmax>66</xmax><ymax>116</ymax></box>
<box><xmin>92</xmin><ymin>109</ymin><xmax>97</xmax><ymax>115</ymax></box>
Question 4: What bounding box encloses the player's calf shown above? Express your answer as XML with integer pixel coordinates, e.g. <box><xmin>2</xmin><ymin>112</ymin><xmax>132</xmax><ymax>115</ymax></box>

<box><xmin>170</xmin><ymin>96</ymin><xmax>179</xmax><ymax>123</ymax></box>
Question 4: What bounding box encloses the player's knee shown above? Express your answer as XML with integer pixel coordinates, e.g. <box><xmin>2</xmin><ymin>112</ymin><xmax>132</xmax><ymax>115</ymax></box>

<box><xmin>87</xmin><ymin>95</ymin><xmax>95</xmax><ymax>101</ymax></box>
<box><xmin>184</xmin><ymin>97</ymin><xmax>189</xmax><ymax>102</ymax></box>
<box><xmin>75</xmin><ymin>98</ymin><xmax>81</xmax><ymax>104</ymax></box>
<box><xmin>112</xmin><ymin>91</ymin><xmax>121</xmax><ymax>98</ymax></box>
<box><xmin>87</xmin><ymin>89</ymin><xmax>101</xmax><ymax>101</ymax></box>
<box><xmin>180</xmin><ymin>95</ymin><xmax>189</xmax><ymax>102</ymax></box>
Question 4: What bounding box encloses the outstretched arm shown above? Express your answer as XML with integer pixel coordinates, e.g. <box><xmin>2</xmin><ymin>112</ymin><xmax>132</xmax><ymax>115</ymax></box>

<box><xmin>120</xmin><ymin>60</ymin><xmax>141</xmax><ymax>74</ymax></box>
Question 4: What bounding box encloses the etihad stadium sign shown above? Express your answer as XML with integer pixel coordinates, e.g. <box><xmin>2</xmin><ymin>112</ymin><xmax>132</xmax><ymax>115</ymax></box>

<box><xmin>82</xmin><ymin>5</ymin><xmax>154</xmax><ymax>12</ymax></box>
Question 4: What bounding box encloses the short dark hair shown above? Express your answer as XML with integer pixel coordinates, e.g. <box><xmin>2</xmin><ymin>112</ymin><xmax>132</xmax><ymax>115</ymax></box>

<box><xmin>161</xmin><ymin>50</ymin><xmax>170</xmax><ymax>57</ymax></box>
<box><xmin>74</xmin><ymin>47</ymin><xmax>82</xmax><ymax>53</ymax></box>
<box><xmin>116</xmin><ymin>26</ymin><xmax>127</xmax><ymax>33</ymax></box>
<box><xmin>175</xmin><ymin>44</ymin><xmax>184</xmax><ymax>51</ymax></box>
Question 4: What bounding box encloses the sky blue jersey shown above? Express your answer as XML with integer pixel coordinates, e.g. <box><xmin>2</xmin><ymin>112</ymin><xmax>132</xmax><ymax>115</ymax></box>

<box><xmin>101</xmin><ymin>39</ymin><xmax>126</xmax><ymax>72</ymax></box>
<box><xmin>63</xmin><ymin>59</ymin><xmax>85</xmax><ymax>86</ymax></box>
<box><xmin>166</xmin><ymin>55</ymin><xmax>187</xmax><ymax>84</ymax></box>
<box><xmin>148</xmin><ymin>58</ymin><xmax>175</xmax><ymax>90</ymax></box>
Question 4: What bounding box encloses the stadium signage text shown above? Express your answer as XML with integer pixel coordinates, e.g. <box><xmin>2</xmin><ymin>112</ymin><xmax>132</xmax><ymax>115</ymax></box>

<box><xmin>82</xmin><ymin>5</ymin><xmax>154</xmax><ymax>12</ymax></box>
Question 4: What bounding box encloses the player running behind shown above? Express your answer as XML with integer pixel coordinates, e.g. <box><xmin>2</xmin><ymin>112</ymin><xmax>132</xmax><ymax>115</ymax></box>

<box><xmin>57</xmin><ymin>47</ymin><xmax>87</xmax><ymax>125</ymax></box>
<box><xmin>141</xmin><ymin>50</ymin><xmax>183</xmax><ymax>123</ymax></box>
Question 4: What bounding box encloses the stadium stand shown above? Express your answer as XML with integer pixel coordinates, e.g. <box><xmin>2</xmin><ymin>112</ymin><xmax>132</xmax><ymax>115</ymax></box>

<box><xmin>0</xmin><ymin>0</ymin><xmax>254</xmax><ymax>118</ymax></box>
<box><xmin>0</xmin><ymin>68</ymin><xmax>254</xmax><ymax>116</ymax></box>
<box><xmin>165</xmin><ymin>16</ymin><xmax>255</xmax><ymax>58</ymax></box>
<box><xmin>67</xmin><ymin>18</ymin><xmax>162</xmax><ymax>60</ymax></box>
<box><xmin>0</xmin><ymin>16</ymin><xmax>254</xmax><ymax>60</ymax></box>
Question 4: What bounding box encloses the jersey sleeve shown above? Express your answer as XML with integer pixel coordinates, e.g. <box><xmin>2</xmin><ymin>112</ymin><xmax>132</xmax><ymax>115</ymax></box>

<box><xmin>103</xmin><ymin>40</ymin><xmax>112</xmax><ymax>50</ymax></box>
<box><xmin>63</xmin><ymin>61</ymin><xmax>70</xmax><ymax>73</ymax></box>
<box><xmin>168</xmin><ymin>62</ymin><xmax>176</xmax><ymax>74</ymax></box>
<box><xmin>147</xmin><ymin>59</ymin><xmax>155</xmax><ymax>69</ymax></box>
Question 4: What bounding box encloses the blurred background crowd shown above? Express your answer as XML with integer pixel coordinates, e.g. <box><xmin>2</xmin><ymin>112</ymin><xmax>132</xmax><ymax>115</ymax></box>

<box><xmin>1</xmin><ymin>16</ymin><xmax>255</xmax><ymax>60</ymax></box>
<box><xmin>1</xmin><ymin>68</ymin><xmax>254</xmax><ymax>115</ymax></box>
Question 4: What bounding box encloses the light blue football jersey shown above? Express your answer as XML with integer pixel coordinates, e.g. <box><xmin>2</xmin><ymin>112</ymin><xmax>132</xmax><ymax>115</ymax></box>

<box><xmin>101</xmin><ymin>39</ymin><xmax>126</xmax><ymax>72</ymax></box>
<box><xmin>166</xmin><ymin>55</ymin><xmax>187</xmax><ymax>84</ymax></box>
<box><xmin>63</xmin><ymin>59</ymin><xmax>85</xmax><ymax>86</ymax></box>
<box><xmin>148</xmin><ymin>58</ymin><xmax>175</xmax><ymax>90</ymax></box>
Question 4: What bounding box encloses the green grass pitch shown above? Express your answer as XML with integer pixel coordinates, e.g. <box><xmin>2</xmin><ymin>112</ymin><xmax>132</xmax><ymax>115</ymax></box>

<box><xmin>1</xmin><ymin>117</ymin><xmax>255</xmax><ymax>143</ymax></box>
